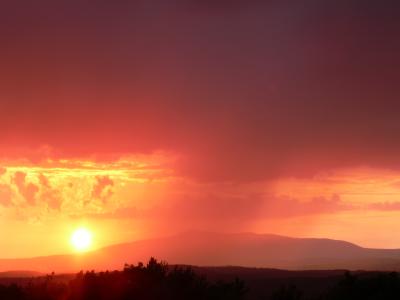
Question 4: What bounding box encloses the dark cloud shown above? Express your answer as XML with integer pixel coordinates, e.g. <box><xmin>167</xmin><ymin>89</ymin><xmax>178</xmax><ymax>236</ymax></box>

<box><xmin>0</xmin><ymin>1</ymin><xmax>399</xmax><ymax>182</ymax></box>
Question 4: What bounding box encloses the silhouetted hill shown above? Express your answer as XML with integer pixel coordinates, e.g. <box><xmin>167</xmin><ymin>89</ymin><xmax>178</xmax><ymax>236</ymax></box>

<box><xmin>0</xmin><ymin>271</ymin><xmax>43</xmax><ymax>278</ymax></box>
<box><xmin>2</xmin><ymin>232</ymin><xmax>400</xmax><ymax>272</ymax></box>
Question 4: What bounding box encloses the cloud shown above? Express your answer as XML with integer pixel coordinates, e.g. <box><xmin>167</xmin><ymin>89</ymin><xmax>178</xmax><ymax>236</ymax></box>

<box><xmin>368</xmin><ymin>202</ymin><xmax>400</xmax><ymax>211</ymax></box>
<box><xmin>263</xmin><ymin>194</ymin><xmax>352</xmax><ymax>218</ymax></box>
<box><xmin>0</xmin><ymin>184</ymin><xmax>12</xmax><ymax>207</ymax></box>
<box><xmin>67</xmin><ymin>188</ymin><xmax>352</xmax><ymax>226</ymax></box>
<box><xmin>12</xmin><ymin>172</ymin><xmax>39</xmax><ymax>206</ymax></box>
<box><xmin>71</xmin><ymin>206</ymin><xmax>140</xmax><ymax>220</ymax></box>
<box><xmin>37</xmin><ymin>174</ymin><xmax>62</xmax><ymax>210</ymax></box>
<box><xmin>38</xmin><ymin>173</ymin><xmax>50</xmax><ymax>188</ymax></box>
<box><xmin>155</xmin><ymin>193</ymin><xmax>265</xmax><ymax>221</ymax></box>
<box><xmin>91</xmin><ymin>176</ymin><xmax>114</xmax><ymax>203</ymax></box>
<box><xmin>0</xmin><ymin>1</ymin><xmax>398</xmax><ymax>183</ymax></box>
<box><xmin>0</xmin><ymin>161</ymin><xmax>171</xmax><ymax>220</ymax></box>
<box><xmin>144</xmin><ymin>193</ymin><xmax>352</xmax><ymax>226</ymax></box>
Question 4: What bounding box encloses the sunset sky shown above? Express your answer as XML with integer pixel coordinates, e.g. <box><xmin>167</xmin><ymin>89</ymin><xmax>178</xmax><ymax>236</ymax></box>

<box><xmin>1</xmin><ymin>1</ymin><xmax>400</xmax><ymax>258</ymax></box>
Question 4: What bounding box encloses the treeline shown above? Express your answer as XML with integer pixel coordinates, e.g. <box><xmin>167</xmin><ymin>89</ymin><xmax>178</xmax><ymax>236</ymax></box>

<box><xmin>0</xmin><ymin>258</ymin><xmax>247</xmax><ymax>300</ymax></box>
<box><xmin>2</xmin><ymin>259</ymin><xmax>400</xmax><ymax>300</ymax></box>
<box><xmin>273</xmin><ymin>271</ymin><xmax>400</xmax><ymax>300</ymax></box>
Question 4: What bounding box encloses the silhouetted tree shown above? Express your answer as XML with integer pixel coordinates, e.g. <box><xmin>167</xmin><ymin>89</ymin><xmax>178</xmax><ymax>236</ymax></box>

<box><xmin>18</xmin><ymin>257</ymin><xmax>248</xmax><ymax>300</ymax></box>
<box><xmin>0</xmin><ymin>284</ymin><xmax>24</xmax><ymax>300</ymax></box>
<box><xmin>272</xmin><ymin>284</ymin><xmax>303</xmax><ymax>300</ymax></box>
<box><xmin>325</xmin><ymin>271</ymin><xmax>400</xmax><ymax>300</ymax></box>
<box><xmin>7</xmin><ymin>264</ymin><xmax>400</xmax><ymax>300</ymax></box>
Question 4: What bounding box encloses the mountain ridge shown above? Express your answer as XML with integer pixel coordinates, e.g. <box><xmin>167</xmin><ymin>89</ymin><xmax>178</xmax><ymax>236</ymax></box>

<box><xmin>1</xmin><ymin>232</ymin><xmax>400</xmax><ymax>273</ymax></box>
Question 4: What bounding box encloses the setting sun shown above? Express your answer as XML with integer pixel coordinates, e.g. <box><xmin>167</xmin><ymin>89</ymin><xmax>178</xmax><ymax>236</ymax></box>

<box><xmin>71</xmin><ymin>228</ymin><xmax>92</xmax><ymax>252</ymax></box>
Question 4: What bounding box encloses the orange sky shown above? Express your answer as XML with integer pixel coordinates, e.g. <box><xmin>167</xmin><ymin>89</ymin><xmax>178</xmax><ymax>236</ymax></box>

<box><xmin>2</xmin><ymin>156</ymin><xmax>400</xmax><ymax>258</ymax></box>
<box><xmin>1</xmin><ymin>1</ymin><xmax>400</xmax><ymax>258</ymax></box>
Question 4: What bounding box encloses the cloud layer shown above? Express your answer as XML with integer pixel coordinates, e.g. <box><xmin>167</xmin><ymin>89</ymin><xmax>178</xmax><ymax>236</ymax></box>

<box><xmin>0</xmin><ymin>1</ymin><xmax>399</xmax><ymax>182</ymax></box>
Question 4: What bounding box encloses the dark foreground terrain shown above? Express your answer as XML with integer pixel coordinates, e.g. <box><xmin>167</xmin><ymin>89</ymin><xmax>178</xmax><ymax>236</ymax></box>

<box><xmin>1</xmin><ymin>258</ymin><xmax>400</xmax><ymax>300</ymax></box>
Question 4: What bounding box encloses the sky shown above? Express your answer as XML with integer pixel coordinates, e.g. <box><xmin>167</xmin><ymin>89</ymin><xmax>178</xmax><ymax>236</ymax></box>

<box><xmin>1</xmin><ymin>0</ymin><xmax>400</xmax><ymax>258</ymax></box>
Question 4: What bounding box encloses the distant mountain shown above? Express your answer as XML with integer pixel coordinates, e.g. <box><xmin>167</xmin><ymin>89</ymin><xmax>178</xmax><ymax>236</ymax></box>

<box><xmin>1</xmin><ymin>232</ymin><xmax>400</xmax><ymax>273</ymax></box>
<box><xmin>0</xmin><ymin>271</ymin><xmax>43</xmax><ymax>278</ymax></box>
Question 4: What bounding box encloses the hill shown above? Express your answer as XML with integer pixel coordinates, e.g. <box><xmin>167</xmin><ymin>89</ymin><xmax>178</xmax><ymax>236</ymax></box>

<box><xmin>1</xmin><ymin>232</ymin><xmax>400</xmax><ymax>273</ymax></box>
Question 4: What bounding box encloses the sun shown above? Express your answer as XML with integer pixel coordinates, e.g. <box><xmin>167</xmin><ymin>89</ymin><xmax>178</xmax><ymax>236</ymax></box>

<box><xmin>71</xmin><ymin>228</ymin><xmax>92</xmax><ymax>252</ymax></box>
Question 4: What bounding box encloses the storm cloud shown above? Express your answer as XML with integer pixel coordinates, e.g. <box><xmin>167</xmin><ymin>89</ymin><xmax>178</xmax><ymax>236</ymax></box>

<box><xmin>0</xmin><ymin>1</ymin><xmax>399</xmax><ymax>183</ymax></box>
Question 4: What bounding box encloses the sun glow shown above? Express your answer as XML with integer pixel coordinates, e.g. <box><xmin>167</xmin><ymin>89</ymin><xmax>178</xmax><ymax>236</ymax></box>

<box><xmin>71</xmin><ymin>228</ymin><xmax>92</xmax><ymax>252</ymax></box>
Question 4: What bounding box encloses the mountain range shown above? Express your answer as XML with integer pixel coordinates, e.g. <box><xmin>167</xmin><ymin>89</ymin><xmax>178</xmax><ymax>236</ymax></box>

<box><xmin>1</xmin><ymin>232</ymin><xmax>400</xmax><ymax>273</ymax></box>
